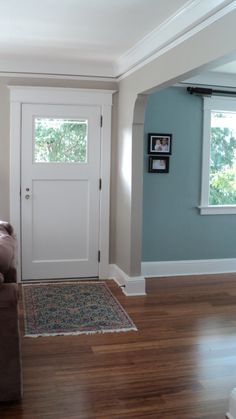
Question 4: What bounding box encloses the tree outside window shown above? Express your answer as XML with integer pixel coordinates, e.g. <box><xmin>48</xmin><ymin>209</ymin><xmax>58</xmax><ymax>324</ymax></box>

<box><xmin>210</xmin><ymin>112</ymin><xmax>236</xmax><ymax>205</ymax></box>
<box><xmin>34</xmin><ymin>118</ymin><xmax>88</xmax><ymax>163</ymax></box>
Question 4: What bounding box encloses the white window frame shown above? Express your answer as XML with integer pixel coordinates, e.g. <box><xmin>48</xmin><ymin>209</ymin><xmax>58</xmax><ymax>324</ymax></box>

<box><xmin>200</xmin><ymin>95</ymin><xmax>236</xmax><ymax>215</ymax></box>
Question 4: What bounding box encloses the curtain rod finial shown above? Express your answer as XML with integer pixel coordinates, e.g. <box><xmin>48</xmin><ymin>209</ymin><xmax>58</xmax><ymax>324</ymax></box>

<box><xmin>187</xmin><ymin>87</ymin><xmax>212</xmax><ymax>96</ymax></box>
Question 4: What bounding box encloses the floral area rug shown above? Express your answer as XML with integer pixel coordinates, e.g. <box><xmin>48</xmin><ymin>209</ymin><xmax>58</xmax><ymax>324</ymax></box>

<box><xmin>22</xmin><ymin>282</ymin><xmax>137</xmax><ymax>337</ymax></box>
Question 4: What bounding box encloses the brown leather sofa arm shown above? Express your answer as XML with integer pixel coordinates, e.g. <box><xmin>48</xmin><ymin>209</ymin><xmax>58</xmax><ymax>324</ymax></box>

<box><xmin>0</xmin><ymin>283</ymin><xmax>22</xmax><ymax>401</ymax></box>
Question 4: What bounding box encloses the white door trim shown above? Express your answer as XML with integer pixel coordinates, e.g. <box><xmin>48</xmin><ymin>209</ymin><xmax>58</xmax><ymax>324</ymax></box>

<box><xmin>9</xmin><ymin>86</ymin><xmax>115</xmax><ymax>281</ymax></box>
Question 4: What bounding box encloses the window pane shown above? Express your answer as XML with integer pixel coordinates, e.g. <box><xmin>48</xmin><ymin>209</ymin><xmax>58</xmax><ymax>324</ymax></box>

<box><xmin>209</xmin><ymin>111</ymin><xmax>236</xmax><ymax>205</ymax></box>
<box><xmin>34</xmin><ymin>118</ymin><xmax>88</xmax><ymax>163</ymax></box>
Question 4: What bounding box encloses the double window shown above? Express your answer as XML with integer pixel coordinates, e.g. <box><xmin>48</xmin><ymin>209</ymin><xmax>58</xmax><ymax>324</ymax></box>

<box><xmin>200</xmin><ymin>96</ymin><xmax>236</xmax><ymax>215</ymax></box>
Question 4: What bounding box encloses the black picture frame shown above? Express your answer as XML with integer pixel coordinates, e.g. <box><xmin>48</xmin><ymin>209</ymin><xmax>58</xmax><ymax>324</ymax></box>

<box><xmin>148</xmin><ymin>133</ymin><xmax>172</xmax><ymax>155</ymax></box>
<box><xmin>148</xmin><ymin>156</ymin><xmax>169</xmax><ymax>173</ymax></box>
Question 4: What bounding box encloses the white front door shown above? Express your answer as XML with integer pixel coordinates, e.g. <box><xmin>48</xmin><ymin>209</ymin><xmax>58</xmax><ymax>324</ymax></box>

<box><xmin>21</xmin><ymin>103</ymin><xmax>101</xmax><ymax>280</ymax></box>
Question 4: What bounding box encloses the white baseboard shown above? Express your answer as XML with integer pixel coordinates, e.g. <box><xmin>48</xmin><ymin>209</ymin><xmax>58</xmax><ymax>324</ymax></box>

<box><xmin>109</xmin><ymin>258</ymin><xmax>236</xmax><ymax>294</ymax></box>
<box><xmin>109</xmin><ymin>264</ymin><xmax>146</xmax><ymax>296</ymax></box>
<box><xmin>227</xmin><ymin>389</ymin><xmax>236</xmax><ymax>419</ymax></box>
<box><xmin>141</xmin><ymin>258</ymin><xmax>236</xmax><ymax>277</ymax></box>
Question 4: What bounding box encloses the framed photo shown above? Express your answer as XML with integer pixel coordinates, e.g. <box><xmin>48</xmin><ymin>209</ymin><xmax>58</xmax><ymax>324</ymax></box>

<box><xmin>148</xmin><ymin>156</ymin><xmax>169</xmax><ymax>173</ymax></box>
<box><xmin>148</xmin><ymin>133</ymin><xmax>172</xmax><ymax>155</ymax></box>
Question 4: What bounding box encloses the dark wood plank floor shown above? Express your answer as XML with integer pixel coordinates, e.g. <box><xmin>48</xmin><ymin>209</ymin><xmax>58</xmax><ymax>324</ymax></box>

<box><xmin>1</xmin><ymin>274</ymin><xmax>236</xmax><ymax>418</ymax></box>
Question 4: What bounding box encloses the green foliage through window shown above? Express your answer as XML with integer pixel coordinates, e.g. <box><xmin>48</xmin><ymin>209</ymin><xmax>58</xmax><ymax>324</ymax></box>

<box><xmin>34</xmin><ymin>118</ymin><xmax>88</xmax><ymax>163</ymax></box>
<box><xmin>209</xmin><ymin>112</ymin><xmax>236</xmax><ymax>205</ymax></box>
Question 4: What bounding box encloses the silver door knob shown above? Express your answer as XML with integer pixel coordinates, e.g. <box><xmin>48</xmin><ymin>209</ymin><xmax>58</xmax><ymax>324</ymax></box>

<box><xmin>25</xmin><ymin>194</ymin><xmax>30</xmax><ymax>199</ymax></box>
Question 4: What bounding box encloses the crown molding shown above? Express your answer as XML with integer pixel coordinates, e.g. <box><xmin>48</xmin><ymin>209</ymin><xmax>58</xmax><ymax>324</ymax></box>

<box><xmin>0</xmin><ymin>0</ymin><xmax>235</xmax><ymax>81</ymax></box>
<box><xmin>0</xmin><ymin>71</ymin><xmax>117</xmax><ymax>83</ymax></box>
<box><xmin>0</xmin><ymin>57</ymin><xmax>116</xmax><ymax>80</ymax></box>
<box><xmin>116</xmin><ymin>0</ymin><xmax>236</xmax><ymax>79</ymax></box>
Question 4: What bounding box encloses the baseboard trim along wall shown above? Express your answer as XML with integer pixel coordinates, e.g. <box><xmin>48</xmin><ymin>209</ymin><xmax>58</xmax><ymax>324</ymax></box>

<box><xmin>226</xmin><ymin>388</ymin><xmax>236</xmax><ymax>419</ymax></box>
<box><xmin>109</xmin><ymin>259</ymin><xmax>236</xmax><ymax>295</ymax></box>
<box><xmin>109</xmin><ymin>264</ymin><xmax>146</xmax><ymax>296</ymax></box>
<box><xmin>141</xmin><ymin>258</ymin><xmax>236</xmax><ymax>277</ymax></box>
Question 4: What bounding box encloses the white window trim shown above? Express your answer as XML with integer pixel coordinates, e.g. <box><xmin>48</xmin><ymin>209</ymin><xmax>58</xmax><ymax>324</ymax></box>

<box><xmin>9</xmin><ymin>86</ymin><xmax>115</xmax><ymax>280</ymax></box>
<box><xmin>200</xmin><ymin>95</ymin><xmax>236</xmax><ymax>215</ymax></box>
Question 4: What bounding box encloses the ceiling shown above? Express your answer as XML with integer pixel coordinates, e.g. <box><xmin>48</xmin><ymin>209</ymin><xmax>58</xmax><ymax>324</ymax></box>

<box><xmin>0</xmin><ymin>0</ymin><xmax>235</xmax><ymax>79</ymax></box>
<box><xmin>213</xmin><ymin>61</ymin><xmax>236</xmax><ymax>75</ymax></box>
<box><xmin>0</xmin><ymin>0</ymin><xmax>186</xmax><ymax>61</ymax></box>
<box><xmin>182</xmin><ymin>51</ymin><xmax>236</xmax><ymax>88</ymax></box>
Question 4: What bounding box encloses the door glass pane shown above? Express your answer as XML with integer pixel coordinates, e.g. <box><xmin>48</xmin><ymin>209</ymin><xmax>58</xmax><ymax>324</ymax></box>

<box><xmin>34</xmin><ymin>118</ymin><xmax>88</xmax><ymax>163</ymax></box>
<box><xmin>209</xmin><ymin>111</ymin><xmax>236</xmax><ymax>205</ymax></box>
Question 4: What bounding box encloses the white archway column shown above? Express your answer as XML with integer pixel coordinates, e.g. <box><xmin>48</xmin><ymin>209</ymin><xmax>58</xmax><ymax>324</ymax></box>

<box><xmin>130</xmin><ymin>95</ymin><xmax>148</xmax><ymax>276</ymax></box>
<box><xmin>109</xmin><ymin>7</ymin><xmax>236</xmax><ymax>295</ymax></box>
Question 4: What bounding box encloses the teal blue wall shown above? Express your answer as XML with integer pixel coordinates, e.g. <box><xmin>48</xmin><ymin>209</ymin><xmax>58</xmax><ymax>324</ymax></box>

<box><xmin>142</xmin><ymin>87</ymin><xmax>236</xmax><ymax>261</ymax></box>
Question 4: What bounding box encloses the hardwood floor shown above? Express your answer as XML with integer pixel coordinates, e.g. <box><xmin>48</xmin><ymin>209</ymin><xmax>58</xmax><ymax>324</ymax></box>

<box><xmin>1</xmin><ymin>274</ymin><xmax>236</xmax><ymax>418</ymax></box>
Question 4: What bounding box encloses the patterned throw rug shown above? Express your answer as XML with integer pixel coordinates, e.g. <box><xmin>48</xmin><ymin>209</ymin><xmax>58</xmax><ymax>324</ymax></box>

<box><xmin>22</xmin><ymin>282</ymin><xmax>137</xmax><ymax>337</ymax></box>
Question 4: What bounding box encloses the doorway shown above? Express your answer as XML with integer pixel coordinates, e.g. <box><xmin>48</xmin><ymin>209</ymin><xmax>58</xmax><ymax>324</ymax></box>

<box><xmin>9</xmin><ymin>87</ymin><xmax>113</xmax><ymax>281</ymax></box>
<box><xmin>21</xmin><ymin>103</ymin><xmax>101</xmax><ymax>279</ymax></box>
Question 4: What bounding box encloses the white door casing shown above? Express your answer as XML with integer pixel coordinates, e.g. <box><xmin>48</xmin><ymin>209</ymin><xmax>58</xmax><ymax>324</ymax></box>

<box><xmin>21</xmin><ymin>104</ymin><xmax>101</xmax><ymax>279</ymax></box>
<box><xmin>9</xmin><ymin>87</ymin><xmax>114</xmax><ymax>281</ymax></box>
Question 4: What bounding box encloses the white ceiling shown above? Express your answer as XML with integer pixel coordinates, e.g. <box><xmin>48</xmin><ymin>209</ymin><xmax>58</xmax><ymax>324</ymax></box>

<box><xmin>0</xmin><ymin>0</ymin><xmax>235</xmax><ymax>79</ymax></box>
<box><xmin>0</xmin><ymin>0</ymin><xmax>186</xmax><ymax>61</ymax></box>
<box><xmin>182</xmin><ymin>51</ymin><xmax>236</xmax><ymax>88</ymax></box>
<box><xmin>213</xmin><ymin>61</ymin><xmax>236</xmax><ymax>75</ymax></box>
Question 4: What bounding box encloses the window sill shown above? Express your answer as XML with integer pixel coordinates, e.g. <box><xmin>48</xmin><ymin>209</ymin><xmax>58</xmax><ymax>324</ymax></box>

<box><xmin>198</xmin><ymin>205</ymin><xmax>236</xmax><ymax>215</ymax></box>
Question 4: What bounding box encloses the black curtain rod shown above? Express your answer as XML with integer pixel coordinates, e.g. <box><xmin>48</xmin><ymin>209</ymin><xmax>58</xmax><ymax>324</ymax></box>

<box><xmin>187</xmin><ymin>86</ymin><xmax>236</xmax><ymax>96</ymax></box>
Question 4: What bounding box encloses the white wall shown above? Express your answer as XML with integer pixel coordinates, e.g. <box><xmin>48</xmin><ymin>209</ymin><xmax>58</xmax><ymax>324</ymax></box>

<box><xmin>0</xmin><ymin>78</ymin><xmax>10</xmax><ymax>220</ymax></box>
